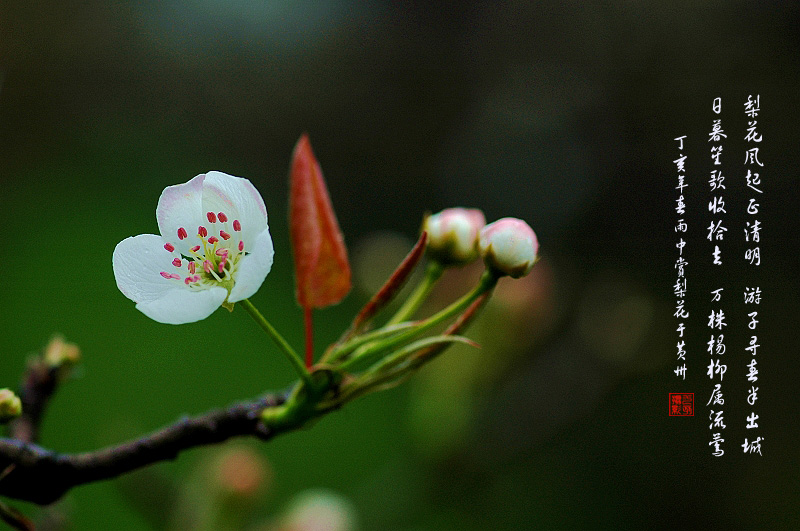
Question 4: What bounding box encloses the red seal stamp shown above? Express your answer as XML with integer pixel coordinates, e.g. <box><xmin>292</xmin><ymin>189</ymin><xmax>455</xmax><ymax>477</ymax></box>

<box><xmin>669</xmin><ymin>393</ymin><xmax>694</xmax><ymax>416</ymax></box>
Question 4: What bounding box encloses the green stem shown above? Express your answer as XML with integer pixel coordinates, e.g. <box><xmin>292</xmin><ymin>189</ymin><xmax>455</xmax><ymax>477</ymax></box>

<box><xmin>340</xmin><ymin>269</ymin><xmax>498</xmax><ymax>371</ymax></box>
<box><xmin>386</xmin><ymin>261</ymin><xmax>444</xmax><ymax>326</ymax></box>
<box><xmin>324</xmin><ymin>322</ymin><xmax>417</xmax><ymax>364</ymax></box>
<box><xmin>240</xmin><ymin>299</ymin><xmax>312</xmax><ymax>387</ymax></box>
<box><xmin>367</xmin><ymin>336</ymin><xmax>475</xmax><ymax>377</ymax></box>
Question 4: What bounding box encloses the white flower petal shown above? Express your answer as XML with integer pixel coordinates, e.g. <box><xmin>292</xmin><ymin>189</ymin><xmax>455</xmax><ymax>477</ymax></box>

<box><xmin>136</xmin><ymin>286</ymin><xmax>228</xmax><ymax>324</ymax></box>
<box><xmin>157</xmin><ymin>174</ymin><xmax>207</xmax><ymax>256</ymax></box>
<box><xmin>202</xmin><ymin>171</ymin><xmax>268</xmax><ymax>252</ymax></box>
<box><xmin>228</xmin><ymin>228</ymin><xmax>275</xmax><ymax>302</ymax></box>
<box><xmin>113</xmin><ymin>234</ymin><xmax>182</xmax><ymax>304</ymax></box>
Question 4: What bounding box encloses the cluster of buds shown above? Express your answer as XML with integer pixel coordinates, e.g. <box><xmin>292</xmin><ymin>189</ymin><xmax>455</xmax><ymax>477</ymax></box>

<box><xmin>423</xmin><ymin>208</ymin><xmax>539</xmax><ymax>277</ymax></box>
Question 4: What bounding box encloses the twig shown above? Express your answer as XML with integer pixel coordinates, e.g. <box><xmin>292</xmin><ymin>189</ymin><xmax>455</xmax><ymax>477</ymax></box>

<box><xmin>0</xmin><ymin>393</ymin><xmax>285</xmax><ymax>505</ymax></box>
<box><xmin>9</xmin><ymin>337</ymin><xmax>78</xmax><ymax>444</ymax></box>
<box><xmin>8</xmin><ymin>359</ymin><xmax>56</xmax><ymax>444</ymax></box>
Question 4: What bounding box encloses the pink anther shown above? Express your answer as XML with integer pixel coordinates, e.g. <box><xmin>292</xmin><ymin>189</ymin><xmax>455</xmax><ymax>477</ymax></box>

<box><xmin>190</xmin><ymin>245</ymin><xmax>201</xmax><ymax>253</ymax></box>
<box><xmin>215</xmin><ymin>248</ymin><xmax>228</xmax><ymax>257</ymax></box>
<box><xmin>188</xmin><ymin>261</ymin><xmax>196</xmax><ymax>274</ymax></box>
<box><xmin>208</xmin><ymin>236</ymin><xmax>219</xmax><ymax>244</ymax></box>
<box><xmin>172</xmin><ymin>258</ymin><xmax>182</xmax><ymax>268</ymax></box>
<box><xmin>164</xmin><ymin>242</ymin><xmax>175</xmax><ymax>252</ymax></box>
<box><xmin>177</xmin><ymin>227</ymin><xmax>188</xmax><ymax>240</ymax></box>
<box><xmin>233</xmin><ymin>220</ymin><xmax>241</xmax><ymax>231</ymax></box>
<box><xmin>198</xmin><ymin>226</ymin><xmax>208</xmax><ymax>238</ymax></box>
<box><xmin>160</xmin><ymin>271</ymin><xmax>171</xmax><ymax>279</ymax></box>
<box><xmin>185</xmin><ymin>277</ymin><xmax>193</xmax><ymax>285</ymax></box>
<box><xmin>218</xmin><ymin>260</ymin><xmax>226</xmax><ymax>273</ymax></box>
<box><xmin>220</xmin><ymin>230</ymin><xmax>231</xmax><ymax>240</ymax></box>
<box><xmin>203</xmin><ymin>260</ymin><xmax>212</xmax><ymax>273</ymax></box>
<box><xmin>238</xmin><ymin>240</ymin><xmax>244</xmax><ymax>252</ymax></box>
<box><xmin>207</xmin><ymin>212</ymin><xmax>217</xmax><ymax>223</ymax></box>
<box><xmin>218</xmin><ymin>212</ymin><xmax>228</xmax><ymax>222</ymax></box>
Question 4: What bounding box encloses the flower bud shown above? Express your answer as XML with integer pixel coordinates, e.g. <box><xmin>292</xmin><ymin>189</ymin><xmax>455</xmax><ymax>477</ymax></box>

<box><xmin>422</xmin><ymin>208</ymin><xmax>486</xmax><ymax>265</ymax></box>
<box><xmin>0</xmin><ymin>388</ymin><xmax>22</xmax><ymax>423</ymax></box>
<box><xmin>44</xmin><ymin>336</ymin><xmax>81</xmax><ymax>368</ymax></box>
<box><xmin>479</xmin><ymin>217</ymin><xmax>538</xmax><ymax>278</ymax></box>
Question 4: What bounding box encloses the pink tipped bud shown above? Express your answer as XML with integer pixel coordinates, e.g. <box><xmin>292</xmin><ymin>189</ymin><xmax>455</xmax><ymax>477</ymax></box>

<box><xmin>203</xmin><ymin>260</ymin><xmax>213</xmax><ymax>273</ymax></box>
<box><xmin>198</xmin><ymin>226</ymin><xmax>208</xmax><ymax>238</ymax></box>
<box><xmin>188</xmin><ymin>261</ymin><xmax>196</xmax><ymax>274</ymax></box>
<box><xmin>233</xmin><ymin>219</ymin><xmax>241</xmax><ymax>231</ymax></box>
<box><xmin>478</xmin><ymin>218</ymin><xmax>539</xmax><ymax>278</ymax></box>
<box><xmin>172</xmin><ymin>258</ymin><xmax>182</xmax><ymax>267</ymax></box>
<box><xmin>208</xmin><ymin>236</ymin><xmax>219</xmax><ymax>244</ymax></box>
<box><xmin>422</xmin><ymin>208</ymin><xmax>486</xmax><ymax>265</ymax></box>
<box><xmin>164</xmin><ymin>242</ymin><xmax>175</xmax><ymax>252</ymax></box>
<box><xmin>238</xmin><ymin>240</ymin><xmax>244</xmax><ymax>252</ymax></box>
<box><xmin>177</xmin><ymin>227</ymin><xmax>188</xmax><ymax>240</ymax></box>
<box><xmin>207</xmin><ymin>212</ymin><xmax>217</xmax><ymax>223</ymax></box>
<box><xmin>160</xmin><ymin>271</ymin><xmax>172</xmax><ymax>279</ymax></box>
<box><xmin>191</xmin><ymin>245</ymin><xmax>201</xmax><ymax>253</ymax></box>
<box><xmin>218</xmin><ymin>212</ymin><xmax>228</xmax><ymax>223</ymax></box>
<box><xmin>220</xmin><ymin>230</ymin><xmax>231</xmax><ymax>240</ymax></box>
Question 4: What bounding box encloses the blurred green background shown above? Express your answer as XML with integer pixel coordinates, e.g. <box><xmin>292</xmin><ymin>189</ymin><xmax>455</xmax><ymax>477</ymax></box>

<box><xmin>1</xmin><ymin>2</ymin><xmax>798</xmax><ymax>529</ymax></box>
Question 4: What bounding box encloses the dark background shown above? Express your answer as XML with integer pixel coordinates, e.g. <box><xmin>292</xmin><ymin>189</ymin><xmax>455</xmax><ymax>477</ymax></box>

<box><xmin>1</xmin><ymin>2</ymin><xmax>798</xmax><ymax>529</ymax></box>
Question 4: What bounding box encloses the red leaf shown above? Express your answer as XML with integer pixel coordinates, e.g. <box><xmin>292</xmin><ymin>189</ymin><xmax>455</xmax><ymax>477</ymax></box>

<box><xmin>339</xmin><ymin>231</ymin><xmax>428</xmax><ymax>342</ymax></box>
<box><xmin>289</xmin><ymin>134</ymin><xmax>351</xmax><ymax>309</ymax></box>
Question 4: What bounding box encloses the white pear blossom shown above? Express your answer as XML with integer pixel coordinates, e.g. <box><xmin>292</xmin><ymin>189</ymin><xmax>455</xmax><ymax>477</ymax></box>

<box><xmin>478</xmin><ymin>217</ymin><xmax>538</xmax><ymax>278</ymax></box>
<box><xmin>422</xmin><ymin>208</ymin><xmax>486</xmax><ymax>265</ymax></box>
<box><xmin>113</xmin><ymin>171</ymin><xmax>274</xmax><ymax>324</ymax></box>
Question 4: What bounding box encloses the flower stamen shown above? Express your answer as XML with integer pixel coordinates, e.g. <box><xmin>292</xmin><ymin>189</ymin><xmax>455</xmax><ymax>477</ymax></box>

<box><xmin>168</xmin><ymin>218</ymin><xmax>246</xmax><ymax>288</ymax></box>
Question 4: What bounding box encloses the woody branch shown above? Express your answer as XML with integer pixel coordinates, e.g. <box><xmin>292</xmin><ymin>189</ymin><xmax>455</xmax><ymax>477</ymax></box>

<box><xmin>0</xmin><ymin>393</ymin><xmax>285</xmax><ymax>505</ymax></box>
